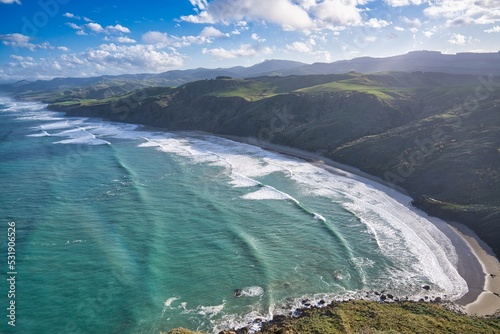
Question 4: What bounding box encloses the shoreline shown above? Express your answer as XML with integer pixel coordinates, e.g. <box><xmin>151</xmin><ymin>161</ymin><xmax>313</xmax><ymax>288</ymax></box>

<box><xmin>220</xmin><ymin>135</ymin><xmax>500</xmax><ymax>317</ymax></box>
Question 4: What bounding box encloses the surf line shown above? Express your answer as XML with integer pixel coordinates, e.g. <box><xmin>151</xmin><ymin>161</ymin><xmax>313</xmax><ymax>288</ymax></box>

<box><xmin>245</xmin><ymin>179</ymin><xmax>356</xmax><ymax>264</ymax></box>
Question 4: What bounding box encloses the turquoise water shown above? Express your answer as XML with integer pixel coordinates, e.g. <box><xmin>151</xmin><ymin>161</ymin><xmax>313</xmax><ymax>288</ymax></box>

<box><xmin>0</xmin><ymin>96</ymin><xmax>468</xmax><ymax>333</ymax></box>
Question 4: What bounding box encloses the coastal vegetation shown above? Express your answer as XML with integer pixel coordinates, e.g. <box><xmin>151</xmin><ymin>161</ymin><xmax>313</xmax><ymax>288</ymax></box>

<box><xmin>166</xmin><ymin>300</ymin><xmax>500</xmax><ymax>333</ymax></box>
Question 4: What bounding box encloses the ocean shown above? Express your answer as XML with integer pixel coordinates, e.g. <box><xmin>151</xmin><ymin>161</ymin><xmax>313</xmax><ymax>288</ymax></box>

<box><xmin>0</xmin><ymin>95</ymin><xmax>468</xmax><ymax>333</ymax></box>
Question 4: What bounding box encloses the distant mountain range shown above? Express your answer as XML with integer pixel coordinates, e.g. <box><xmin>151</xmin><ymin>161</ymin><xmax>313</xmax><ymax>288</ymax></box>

<box><xmin>2</xmin><ymin>51</ymin><xmax>500</xmax><ymax>100</ymax></box>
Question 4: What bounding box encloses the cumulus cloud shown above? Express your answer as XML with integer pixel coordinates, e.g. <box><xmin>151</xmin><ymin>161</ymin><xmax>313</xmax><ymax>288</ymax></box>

<box><xmin>107</xmin><ymin>24</ymin><xmax>131</xmax><ymax>34</ymax></box>
<box><xmin>182</xmin><ymin>0</ymin><xmax>314</xmax><ymax>31</ymax></box>
<box><xmin>312</xmin><ymin>0</ymin><xmax>363</xmax><ymax>27</ymax></box>
<box><xmin>402</xmin><ymin>17</ymin><xmax>422</xmax><ymax>28</ymax></box>
<box><xmin>84</xmin><ymin>23</ymin><xmax>131</xmax><ymax>34</ymax></box>
<box><xmin>0</xmin><ymin>33</ymin><xmax>50</xmax><ymax>51</ymax></box>
<box><xmin>142</xmin><ymin>28</ymin><xmax>229</xmax><ymax>48</ymax></box>
<box><xmin>0</xmin><ymin>0</ymin><xmax>21</xmax><ymax>4</ymax></box>
<box><xmin>199</xmin><ymin>26</ymin><xmax>228</xmax><ymax>38</ymax></box>
<box><xmin>384</xmin><ymin>0</ymin><xmax>424</xmax><ymax>6</ymax></box>
<box><xmin>58</xmin><ymin>46</ymin><xmax>70</xmax><ymax>52</ymax></box>
<box><xmin>63</xmin><ymin>12</ymin><xmax>80</xmax><ymax>19</ymax></box>
<box><xmin>364</xmin><ymin>18</ymin><xmax>391</xmax><ymax>28</ymax></box>
<box><xmin>181</xmin><ymin>0</ymin><xmax>400</xmax><ymax>32</ymax></box>
<box><xmin>448</xmin><ymin>33</ymin><xmax>467</xmax><ymax>45</ymax></box>
<box><xmin>250</xmin><ymin>33</ymin><xmax>266</xmax><ymax>42</ymax></box>
<box><xmin>2</xmin><ymin>43</ymin><xmax>184</xmax><ymax>81</ymax></box>
<box><xmin>116</xmin><ymin>36</ymin><xmax>137</xmax><ymax>43</ymax></box>
<box><xmin>142</xmin><ymin>31</ymin><xmax>170</xmax><ymax>45</ymax></box>
<box><xmin>202</xmin><ymin>43</ymin><xmax>271</xmax><ymax>59</ymax></box>
<box><xmin>424</xmin><ymin>0</ymin><xmax>500</xmax><ymax>26</ymax></box>
<box><xmin>286</xmin><ymin>41</ymin><xmax>313</xmax><ymax>53</ymax></box>
<box><xmin>89</xmin><ymin>43</ymin><xmax>183</xmax><ymax>70</ymax></box>
<box><xmin>86</xmin><ymin>22</ymin><xmax>104</xmax><ymax>33</ymax></box>
<box><xmin>485</xmin><ymin>26</ymin><xmax>500</xmax><ymax>33</ymax></box>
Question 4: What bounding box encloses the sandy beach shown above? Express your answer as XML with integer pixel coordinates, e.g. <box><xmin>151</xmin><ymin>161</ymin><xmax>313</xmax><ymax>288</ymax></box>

<box><xmin>222</xmin><ymin>135</ymin><xmax>500</xmax><ymax>316</ymax></box>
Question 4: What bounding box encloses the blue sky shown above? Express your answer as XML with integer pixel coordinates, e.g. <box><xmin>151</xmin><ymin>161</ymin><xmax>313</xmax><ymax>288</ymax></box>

<box><xmin>0</xmin><ymin>0</ymin><xmax>499</xmax><ymax>81</ymax></box>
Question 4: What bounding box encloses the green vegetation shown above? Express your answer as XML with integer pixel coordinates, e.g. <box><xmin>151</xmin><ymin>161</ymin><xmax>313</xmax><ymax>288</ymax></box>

<box><xmin>167</xmin><ymin>301</ymin><xmax>500</xmax><ymax>334</ymax></box>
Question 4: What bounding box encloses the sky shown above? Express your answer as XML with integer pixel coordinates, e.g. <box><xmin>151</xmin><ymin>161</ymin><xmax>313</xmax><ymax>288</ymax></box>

<box><xmin>0</xmin><ymin>0</ymin><xmax>499</xmax><ymax>81</ymax></box>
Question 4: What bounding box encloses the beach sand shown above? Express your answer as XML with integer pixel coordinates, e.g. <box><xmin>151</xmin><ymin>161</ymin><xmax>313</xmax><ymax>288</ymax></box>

<box><xmin>452</xmin><ymin>224</ymin><xmax>500</xmax><ymax>316</ymax></box>
<box><xmin>221</xmin><ymin>135</ymin><xmax>500</xmax><ymax>316</ymax></box>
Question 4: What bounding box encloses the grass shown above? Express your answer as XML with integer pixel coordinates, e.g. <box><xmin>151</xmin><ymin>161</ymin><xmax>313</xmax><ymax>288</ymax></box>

<box><xmin>210</xmin><ymin>81</ymin><xmax>279</xmax><ymax>101</ymax></box>
<box><xmin>167</xmin><ymin>301</ymin><xmax>500</xmax><ymax>334</ymax></box>
<box><xmin>295</xmin><ymin>81</ymin><xmax>413</xmax><ymax>102</ymax></box>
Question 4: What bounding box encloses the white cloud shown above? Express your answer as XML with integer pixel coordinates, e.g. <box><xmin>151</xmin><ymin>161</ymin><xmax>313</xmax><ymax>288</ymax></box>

<box><xmin>74</xmin><ymin>22</ymin><xmax>131</xmax><ymax>35</ymax></box>
<box><xmin>0</xmin><ymin>0</ymin><xmax>21</xmax><ymax>4</ymax></box>
<box><xmin>58</xmin><ymin>46</ymin><xmax>70</xmax><ymax>52</ymax></box>
<box><xmin>66</xmin><ymin>22</ymin><xmax>82</xmax><ymax>30</ymax></box>
<box><xmin>384</xmin><ymin>0</ymin><xmax>424</xmax><ymax>6</ymax></box>
<box><xmin>312</xmin><ymin>0</ymin><xmax>363</xmax><ymax>27</ymax></box>
<box><xmin>90</xmin><ymin>43</ymin><xmax>183</xmax><ymax>70</ymax></box>
<box><xmin>286</xmin><ymin>41</ymin><xmax>313</xmax><ymax>53</ymax></box>
<box><xmin>394</xmin><ymin>26</ymin><xmax>405</xmax><ymax>31</ymax></box>
<box><xmin>199</xmin><ymin>26</ymin><xmax>228</xmax><ymax>38</ymax></box>
<box><xmin>251</xmin><ymin>33</ymin><xmax>266</xmax><ymax>42</ymax></box>
<box><xmin>364</xmin><ymin>18</ymin><xmax>391</xmax><ymax>28</ymax></box>
<box><xmin>142</xmin><ymin>31</ymin><xmax>170</xmax><ymax>45</ymax></box>
<box><xmin>485</xmin><ymin>26</ymin><xmax>500</xmax><ymax>33</ymax></box>
<box><xmin>424</xmin><ymin>0</ymin><xmax>500</xmax><ymax>26</ymax></box>
<box><xmin>116</xmin><ymin>36</ymin><xmax>136</xmax><ymax>43</ymax></box>
<box><xmin>402</xmin><ymin>17</ymin><xmax>422</xmax><ymax>28</ymax></box>
<box><xmin>448</xmin><ymin>33</ymin><xmax>467</xmax><ymax>45</ymax></box>
<box><xmin>181</xmin><ymin>0</ymin><xmax>390</xmax><ymax>32</ymax></box>
<box><xmin>86</xmin><ymin>22</ymin><xmax>104</xmax><ymax>33</ymax></box>
<box><xmin>182</xmin><ymin>0</ymin><xmax>314</xmax><ymax>31</ymax></box>
<box><xmin>0</xmin><ymin>33</ymin><xmax>48</xmax><ymax>51</ymax></box>
<box><xmin>63</xmin><ymin>12</ymin><xmax>81</xmax><ymax>20</ymax></box>
<box><xmin>2</xmin><ymin>44</ymin><xmax>184</xmax><ymax>81</ymax></box>
<box><xmin>107</xmin><ymin>24</ymin><xmax>131</xmax><ymax>34</ymax></box>
<box><xmin>202</xmin><ymin>43</ymin><xmax>271</xmax><ymax>59</ymax></box>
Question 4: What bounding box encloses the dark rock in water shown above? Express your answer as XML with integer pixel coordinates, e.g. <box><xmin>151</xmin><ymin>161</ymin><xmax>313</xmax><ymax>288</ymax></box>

<box><xmin>319</xmin><ymin>299</ymin><xmax>326</xmax><ymax>305</ymax></box>
<box><xmin>434</xmin><ymin>297</ymin><xmax>442</xmax><ymax>303</ymax></box>
<box><xmin>234</xmin><ymin>289</ymin><xmax>243</xmax><ymax>297</ymax></box>
<box><xmin>424</xmin><ymin>296</ymin><xmax>429</xmax><ymax>300</ymax></box>
<box><xmin>387</xmin><ymin>294</ymin><xmax>394</xmax><ymax>299</ymax></box>
<box><xmin>304</xmin><ymin>303</ymin><xmax>311</xmax><ymax>307</ymax></box>
<box><xmin>253</xmin><ymin>318</ymin><xmax>262</xmax><ymax>323</ymax></box>
<box><xmin>380</xmin><ymin>295</ymin><xmax>387</xmax><ymax>301</ymax></box>
<box><xmin>422</xmin><ymin>285</ymin><xmax>431</xmax><ymax>291</ymax></box>
<box><xmin>374</xmin><ymin>291</ymin><xmax>381</xmax><ymax>295</ymax></box>
<box><xmin>491</xmin><ymin>274</ymin><xmax>497</xmax><ymax>278</ymax></box>
<box><xmin>419</xmin><ymin>298</ymin><xmax>425</xmax><ymax>302</ymax></box>
<box><xmin>301</xmin><ymin>299</ymin><xmax>310</xmax><ymax>305</ymax></box>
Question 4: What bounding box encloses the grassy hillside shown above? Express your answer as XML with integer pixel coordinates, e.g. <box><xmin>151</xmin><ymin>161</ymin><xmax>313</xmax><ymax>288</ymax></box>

<box><xmin>166</xmin><ymin>301</ymin><xmax>500</xmax><ymax>334</ymax></box>
<box><xmin>47</xmin><ymin>72</ymin><xmax>500</xmax><ymax>257</ymax></box>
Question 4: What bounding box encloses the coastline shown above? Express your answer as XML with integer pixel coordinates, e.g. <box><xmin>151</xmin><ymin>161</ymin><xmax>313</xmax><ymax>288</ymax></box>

<box><xmin>220</xmin><ymin>135</ymin><xmax>500</xmax><ymax>317</ymax></box>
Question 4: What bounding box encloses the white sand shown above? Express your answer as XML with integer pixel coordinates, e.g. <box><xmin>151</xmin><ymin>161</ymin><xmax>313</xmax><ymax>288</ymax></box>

<box><xmin>451</xmin><ymin>224</ymin><xmax>500</xmax><ymax>316</ymax></box>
